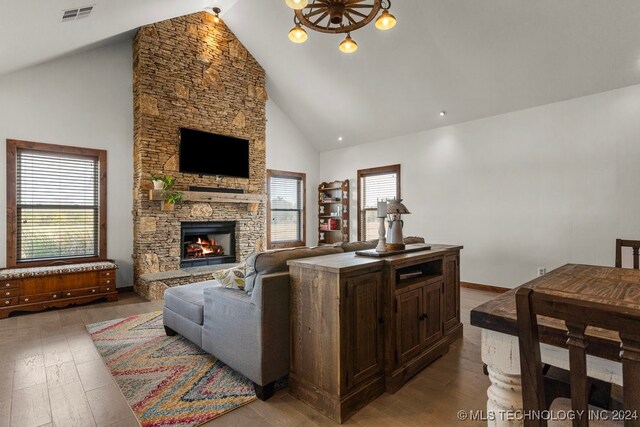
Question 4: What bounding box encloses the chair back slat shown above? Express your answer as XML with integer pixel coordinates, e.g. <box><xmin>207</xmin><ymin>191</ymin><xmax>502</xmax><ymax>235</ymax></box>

<box><xmin>616</xmin><ymin>239</ymin><xmax>640</xmax><ymax>269</ymax></box>
<box><xmin>620</xmin><ymin>334</ymin><xmax>640</xmax><ymax>423</ymax></box>
<box><xmin>516</xmin><ymin>287</ymin><xmax>640</xmax><ymax>427</ymax></box>
<box><xmin>566</xmin><ymin>322</ymin><xmax>589</xmax><ymax>427</ymax></box>
<box><xmin>516</xmin><ymin>289</ymin><xmax>547</xmax><ymax>427</ymax></box>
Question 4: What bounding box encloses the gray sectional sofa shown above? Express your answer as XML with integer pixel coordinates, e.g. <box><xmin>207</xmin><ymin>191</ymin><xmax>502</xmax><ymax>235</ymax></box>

<box><xmin>163</xmin><ymin>237</ymin><xmax>424</xmax><ymax>400</ymax></box>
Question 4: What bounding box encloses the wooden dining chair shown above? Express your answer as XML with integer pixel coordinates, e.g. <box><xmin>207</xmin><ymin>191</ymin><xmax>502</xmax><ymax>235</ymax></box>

<box><xmin>516</xmin><ymin>287</ymin><xmax>640</xmax><ymax>427</ymax></box>
<box><xmin>616</xmin><ymin>239</ymin><xmax>640</xmax><ymax>269</ymax></box>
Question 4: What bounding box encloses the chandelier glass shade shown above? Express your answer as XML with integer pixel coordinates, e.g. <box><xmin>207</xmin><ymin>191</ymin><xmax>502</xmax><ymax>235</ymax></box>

<box><xmin>338</xmin><ymin>33</ymin><xmax>358</xmax><ymax>53</ymax></box>
<box><xmin>375</xmin><ymin>9</ymin><xmax>396</xmax><ymax>30</ymax></box>
<box><xmin>285</xmin><ymin>0</ymin><xmax>309</xmax><ymax>10</ymax></box>
<box><xmin>288</xmin><ymin>23</ymin><xmax>309</xmax><ymax>43</ymax></box>
<box><xmin>285</xmin><ymin>0</ymin><xmax>396</xmax><ymax>53</ymax></box>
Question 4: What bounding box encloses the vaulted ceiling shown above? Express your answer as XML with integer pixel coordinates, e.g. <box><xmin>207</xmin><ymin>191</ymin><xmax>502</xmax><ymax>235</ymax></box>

<box><xmin>2</xmin><ymin>0</ymin><xmax>640</xmax><ymax>151</ymax></box>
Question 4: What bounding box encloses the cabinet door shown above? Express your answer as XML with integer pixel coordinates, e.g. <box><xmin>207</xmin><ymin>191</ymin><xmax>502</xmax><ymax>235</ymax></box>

<box><xmin>346</xmin><ymin>271</ymin><xmax>384</xmax><ymax>389</ymax></box>
<box><xmin>443</xmin><ymin>255</ymin><xmax>460</xmax><ymax>331</ymax></box>
<box><xmin>395</xmin><ymin>287</ymin><xmax>425</xmax><ymax>365</ymax></box>
<box><xmin>423</xmin><ymin>281</ymin><xmax>443</xmax><ymax>347</ymax></box>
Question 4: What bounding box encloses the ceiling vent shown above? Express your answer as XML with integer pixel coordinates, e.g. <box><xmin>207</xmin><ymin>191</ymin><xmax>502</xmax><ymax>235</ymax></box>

<box><xmin>62</xmin><ymin>5</ymin><xmax>94</xmax><ymax>22</ymax></box>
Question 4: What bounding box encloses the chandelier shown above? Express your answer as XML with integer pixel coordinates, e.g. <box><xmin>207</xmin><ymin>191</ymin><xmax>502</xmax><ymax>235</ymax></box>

<box><xmin>285</xmin><ymin>0</ymin><xmax>397</xmax><ymax>54</ymax></box>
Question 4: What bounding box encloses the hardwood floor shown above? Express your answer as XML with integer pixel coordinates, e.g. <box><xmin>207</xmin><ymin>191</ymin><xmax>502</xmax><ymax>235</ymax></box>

<box><xmin>0</xmin><ymin>288</ymin><xmax>495</xmax><ymax>427</ymax></box>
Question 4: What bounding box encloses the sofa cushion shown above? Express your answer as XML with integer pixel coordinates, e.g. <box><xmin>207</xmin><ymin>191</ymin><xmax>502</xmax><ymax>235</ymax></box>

<box><xmin>212</xmin><ymin>263</ymin><xmax>247</xmax><ymax>290</ymax></box>
<box><xmin>164</xmin><ymin>280</ymin><xmax>217</xmax><ymax>325</ymax></box>
<box><xmin>244</xmin><ymin>246</ymin><xmax>344</xmax><ymax>293</ymax></box>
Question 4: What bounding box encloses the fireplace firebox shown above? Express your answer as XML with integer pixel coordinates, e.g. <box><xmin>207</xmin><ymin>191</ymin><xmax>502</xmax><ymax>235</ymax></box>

<box><xmin>180</xmin><ymin>221</ymin><xmax>236</xmax><ymax>268</ymax></box>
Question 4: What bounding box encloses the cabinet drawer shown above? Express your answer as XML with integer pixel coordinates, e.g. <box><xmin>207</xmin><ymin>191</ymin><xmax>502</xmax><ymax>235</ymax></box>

<box><xmin>0</xmin><ymin>280</ymin><xmax>19</xmax><ymax>290</ymax></box>
<box><xmin>100</xmin><ymin>270</ymin><xmax>115</xmax><ymax>279</ymax></box>
<box><xmin>99</xmin><ymin>285</ymin><xmax>116</xmax><ymax>293</ymax></box>
<box><xmin>0</xmin><ymin>297</ymin><xmax>18</xmax><ymax>307</ymax></box>
<box><xmin>99</xmin><ymin>277</ymin><xmax>116</xmax><ymax>287</ymax></box>
<box><xmin>61</xmin><ymin>287</ymin><xmax>100</xmax><ymax>298</ymax></box>
<box><xmin>1</xmin><ymin>288</ymin><xmax>18</xmax><ymax>298</ymax></box>
<box><xmin>20</xmin><ymin>293</ymin><xmax>60</xmax><ymax>304</ymax></box>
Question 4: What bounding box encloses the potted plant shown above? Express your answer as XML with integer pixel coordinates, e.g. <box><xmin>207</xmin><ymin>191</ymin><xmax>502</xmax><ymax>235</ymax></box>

<box><xmin>150</xmin><ymin>175</ymin><xmax>184</xmax><ymax>211</ymax></box>
<box><xmin>150</xmin><ymin>173</ymin><xmax>164</xmax><ymax>190</ymax></box>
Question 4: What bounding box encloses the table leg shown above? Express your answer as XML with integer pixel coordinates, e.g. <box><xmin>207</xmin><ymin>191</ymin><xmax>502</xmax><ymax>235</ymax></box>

<box><xmin>481</xmin><ymin>329</ymin><xmax>523</xmax><ymax>427</ymax></box>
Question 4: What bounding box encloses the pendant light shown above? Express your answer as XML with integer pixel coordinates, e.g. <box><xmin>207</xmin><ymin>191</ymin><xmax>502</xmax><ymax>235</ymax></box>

<box><xmin>285</xmin><ymin>0</ymin><xmax>308</xmax><ymax>10</ymax></box>
<box><xmin>205</xmin><ymin>7</ymin><xmax>221</xmax><ymax>24</ymax></box>
<box><xmin>339</xmin><ymin>33</ymin><xmax>358</xmax><ymax>54</ymax></box>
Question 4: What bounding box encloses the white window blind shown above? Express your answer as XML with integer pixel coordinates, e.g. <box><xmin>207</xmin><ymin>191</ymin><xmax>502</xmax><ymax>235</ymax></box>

<box><xmin>17</xmin><ymin>150</ymin><xmax>99</xmax><ymax>262</ymax></box>
<box><xmin>269</xmin><ymin>175</ymin><xmax>304</xmax><ymax>244</ymax></box>
<box><xmin>359</xmin><ymin>169</ymin><xmax>399</xmax><ymax>241</ymax></box>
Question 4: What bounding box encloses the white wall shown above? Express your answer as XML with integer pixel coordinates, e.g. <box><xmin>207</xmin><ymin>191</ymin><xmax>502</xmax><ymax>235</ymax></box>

<box><xmin>0</xmin><ymin>40</ymin><xmax>134</xmax><ymax>286</ymax></box>
<box><xmin>320</xmin><ymin>85</ymin><xmax>640</xmax><ymax>288</ymax></box>
<box><xmin>266</xmin><ymin>99</ymin><xmax>320</xmax><ymax>246</ymax></box>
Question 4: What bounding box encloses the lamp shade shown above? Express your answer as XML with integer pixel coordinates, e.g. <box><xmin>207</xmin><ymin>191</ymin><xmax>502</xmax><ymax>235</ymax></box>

<box><xmin>285</xmin><ymin>0</ymin><xmax>308</xmax><ymax>10</ymax></box>
<box><xmin>339</xmin><ymin>34</ymin><xmax>358</xmax><ymax>54</ymax></box>
<box><xmin>387</xmin><ymin>198</ymin><xmax>411</xmax><ymax>215</ymax></box>
<box><xmin>375</xmin><ymin>10</ymin><xmax>396</xmax><ymax>30</ymax></box>
<box><xmin>288</xmin><ymin>24</ymin><xmax>308</xmax><ymax>43</ymax></box>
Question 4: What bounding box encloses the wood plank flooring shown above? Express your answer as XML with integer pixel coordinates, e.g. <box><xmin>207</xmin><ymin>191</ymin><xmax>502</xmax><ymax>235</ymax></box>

<box><xmin>0</xmin><ymin>288</ymin><xmax>495</xmax><ymax>427</ymax></box>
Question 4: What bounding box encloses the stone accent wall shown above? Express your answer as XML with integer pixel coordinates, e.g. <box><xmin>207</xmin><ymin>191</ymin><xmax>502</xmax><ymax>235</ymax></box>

<box><xmin>132</xmin><ymin>12</ymin><xmax>267</xmax><ymax>296</ymax></box>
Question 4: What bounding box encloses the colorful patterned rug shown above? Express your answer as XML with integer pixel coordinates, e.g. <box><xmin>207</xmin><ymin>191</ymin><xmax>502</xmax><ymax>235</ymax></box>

<box><xmin>87</xmin><ymin>311</ymin><xmax>256</xmax><ymax>427</ymax></box>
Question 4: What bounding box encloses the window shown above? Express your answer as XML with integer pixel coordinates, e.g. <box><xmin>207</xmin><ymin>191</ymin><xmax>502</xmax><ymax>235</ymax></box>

<box><xmin>267</xmin><ymin>170</ymin><xmax>306</xmax><ymax>249</ymax></box>
<box><xmin>357</xmin><ymin>164</ymin><xmax>401</xmax><ymax>241</ymax></box>
<box><xmin>6</xmin><ymin>140</ymin><xmax>107</xmax><ymax>267</ymax></box>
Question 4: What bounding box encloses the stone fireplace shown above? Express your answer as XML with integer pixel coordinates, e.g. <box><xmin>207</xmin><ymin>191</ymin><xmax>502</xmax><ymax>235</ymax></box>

<box><xmin>180</xmin><ymin>221</ymin><xmax>236</xmax><ymax>268</ymax></box>
<box><xmin>132</xmin><ymin>12</ymin><xmax>268</xmax><ymax>299</ymax></box>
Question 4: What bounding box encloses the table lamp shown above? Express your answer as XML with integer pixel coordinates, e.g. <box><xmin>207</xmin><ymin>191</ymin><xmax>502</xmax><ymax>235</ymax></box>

<box><xmin>386</xmin><ymin>198</ymin><xmax>411</xmax><ymax>251</ymax></box>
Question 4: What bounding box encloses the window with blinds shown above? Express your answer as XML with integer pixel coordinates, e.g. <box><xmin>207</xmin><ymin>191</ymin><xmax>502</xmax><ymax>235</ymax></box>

<box><xmin>267</xmin><ymin>170</ymin><xmax>306</xmax><ymax>248</ymax></box>
<box><xmin>6</xmin><ymin>140</ymin><xmax>107</xmax><ymax>267</ymax></box>
<box><xmin>358</xmin><ymin>164</ymin><xmax>401</xmax><ymax>241</ymax></box>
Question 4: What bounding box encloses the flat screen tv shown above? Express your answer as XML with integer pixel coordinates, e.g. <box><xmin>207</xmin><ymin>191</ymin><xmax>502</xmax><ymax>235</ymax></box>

<box><xmin>179</xmin><ymin>128</ymin><xmax>250</xmax><ymax>178</ymax></box>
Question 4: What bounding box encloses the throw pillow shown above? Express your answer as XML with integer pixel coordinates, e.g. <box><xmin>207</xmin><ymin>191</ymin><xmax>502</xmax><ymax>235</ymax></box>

<box><xmin>212</xmin><ymin>263</ymin><xmax>246</xmax><ymax>290</ymax></box>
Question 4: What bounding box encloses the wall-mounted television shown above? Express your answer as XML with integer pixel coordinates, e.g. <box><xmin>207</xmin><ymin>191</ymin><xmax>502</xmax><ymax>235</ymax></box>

<box><xmin>179</xmin><ymin>128</ymin><xmax>250</xmax><ymax>178</ymax></box>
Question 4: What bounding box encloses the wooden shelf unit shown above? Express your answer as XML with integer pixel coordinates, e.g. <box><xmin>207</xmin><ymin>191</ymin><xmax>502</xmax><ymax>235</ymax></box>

<box><xmin>318</xmin><ymin>180</ymin><xmax>349</xmax><ymax>245</ymax></box>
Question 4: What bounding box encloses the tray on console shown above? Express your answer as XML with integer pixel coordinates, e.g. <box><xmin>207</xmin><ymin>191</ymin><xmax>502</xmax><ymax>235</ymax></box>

<box><xmin>355</xmin><ymin>244</ymin><xmax>432</xmax><ymax>257</ymax></box>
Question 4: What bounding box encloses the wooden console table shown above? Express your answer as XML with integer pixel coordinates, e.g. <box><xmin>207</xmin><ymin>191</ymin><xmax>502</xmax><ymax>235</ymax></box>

<box><xmin>287</xmin><ymin>244</ymin><xmax>462</xmax><ymax>423</ymax></box>
<box><xmin>0</xmin><ymin>261</ymin><xmax>118</xmax><ymax>319</ymax></box>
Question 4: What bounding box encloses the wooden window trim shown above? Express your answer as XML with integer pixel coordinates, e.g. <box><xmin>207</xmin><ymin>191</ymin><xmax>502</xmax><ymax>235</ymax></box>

<box><xmin>6</xmin><ymin>139</ymin><xmax>108</xmax><ymax>268</ymax></box>
<box><xmin>357</xmin><ymin>164</ymin><xmax>401</xmax><ymax>242</ymax></box>
<box><xmin>267</xmin><ymin>169</ymin><xmax>306</xmax><ymax>250</ymax></box>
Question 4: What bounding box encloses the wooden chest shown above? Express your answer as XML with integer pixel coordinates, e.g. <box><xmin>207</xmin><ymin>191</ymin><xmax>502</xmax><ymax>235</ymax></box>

<box><xmin>0</xmin><ymin>262</ymin><xmax>118</xmax><ymax>319</ymax></box>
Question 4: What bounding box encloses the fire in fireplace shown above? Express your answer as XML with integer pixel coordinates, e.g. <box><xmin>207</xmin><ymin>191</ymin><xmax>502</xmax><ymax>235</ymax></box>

<box><xmin>184</xmin><ymin>236</ymin><xmax>225</xmax><ymax>259</ymax></box>
<box><xmin>180</xmin><ymin>221</ymin><xmax>236</xmax><ymax>268</ymax></box>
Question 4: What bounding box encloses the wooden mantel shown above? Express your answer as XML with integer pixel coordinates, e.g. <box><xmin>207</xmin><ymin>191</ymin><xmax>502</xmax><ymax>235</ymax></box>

<box><xmin>148</xmin><ymin>190</ymin><xmax>266</xmax><ymax>212</ymax></box>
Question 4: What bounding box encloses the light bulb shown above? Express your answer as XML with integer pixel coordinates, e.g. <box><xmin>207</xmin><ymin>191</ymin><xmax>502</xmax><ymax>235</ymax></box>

<box><xmin>339</xmin><ymin>34</ymin><xmax>358</xmax><ymax>54</ymax></box>
<box><xmin>288</xmin><ymin>24</ymin><xmax>308</xmax><ymax>43</ymax></box>
<box><xmin>375</xmin><ymin>10</ymin><xmax>396</xmax><ymax>30</ymax></box>
<box><xmin>285</xmin><ymin>0</ymin><xmax>309</xmax><ymax>10</ymax></box>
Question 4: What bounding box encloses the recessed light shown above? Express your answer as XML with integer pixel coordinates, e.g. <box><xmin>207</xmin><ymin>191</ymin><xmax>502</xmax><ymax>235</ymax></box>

<box><xmin>439</xmin><ymin>110</ymin><xmax>447</xmax><ymax>117</ymax></box>
<box><xmin>338</xmin><ymin>136</ymin><xmax>343</xmax><ymax>142</ymax></box>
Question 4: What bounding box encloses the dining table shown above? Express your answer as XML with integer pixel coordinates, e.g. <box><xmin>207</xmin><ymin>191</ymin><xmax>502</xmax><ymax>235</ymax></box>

<box><xmin>470</xmin><ymin>263</ymin><xmax>640</xmax><ymax>427</ymax></box>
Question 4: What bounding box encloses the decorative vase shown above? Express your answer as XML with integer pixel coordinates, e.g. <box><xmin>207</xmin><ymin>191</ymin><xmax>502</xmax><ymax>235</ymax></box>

<box><xmin>152</xmin><ymin>180</ymin><xmax>163</xmax><ymax>190</ymax></box>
